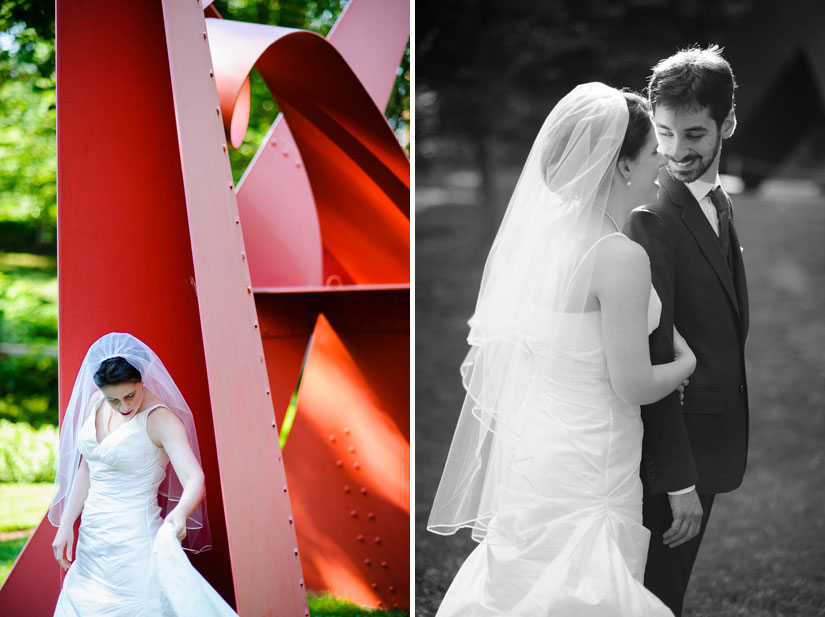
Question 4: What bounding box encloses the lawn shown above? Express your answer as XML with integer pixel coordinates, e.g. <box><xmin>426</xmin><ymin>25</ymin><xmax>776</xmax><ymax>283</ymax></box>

<box><xmin>0</xmin><ymin>482</ymin><xmax>52</xmax><ymax>585</ymax></box>
<box><xmin>414</xmin><ymin>192</ymin><xmax>825</xmax><ymax>616</ymax></box>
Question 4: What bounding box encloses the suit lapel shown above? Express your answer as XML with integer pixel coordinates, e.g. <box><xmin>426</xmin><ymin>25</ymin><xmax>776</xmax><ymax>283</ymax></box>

<box><xmin>659</xmin><ymin>172</ymin><xmax>741</xmax><ymax>320</ymax></box>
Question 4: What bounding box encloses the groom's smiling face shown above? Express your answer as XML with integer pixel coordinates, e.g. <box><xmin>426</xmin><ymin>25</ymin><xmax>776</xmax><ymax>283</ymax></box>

<box><xmin>653</xmin><ymin>105</ymin><xmax>725</xmax><ymax>184</ymax></box>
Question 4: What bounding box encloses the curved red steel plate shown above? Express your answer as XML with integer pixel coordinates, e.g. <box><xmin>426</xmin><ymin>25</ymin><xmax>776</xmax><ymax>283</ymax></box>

<box><xmin>255</xmin><ymin>290</ymin><xmax>410</xmax><ymax>609</ymax></box>
<box><xmin>207</xmin><ymin>17</ymin><xmax>409</xmax><ymax>287</ymax></box>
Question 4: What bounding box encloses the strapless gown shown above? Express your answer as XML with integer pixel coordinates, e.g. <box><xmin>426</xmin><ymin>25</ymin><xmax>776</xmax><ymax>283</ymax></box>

<box><xmin>435</xmin><ymin>283</ymin><xmax>674</xmax><ymax>617</ymax></box>
<box><xmin>54</xmin><ymin>404</ymin><xmax>237</xmax><ymax>617</ymax></box>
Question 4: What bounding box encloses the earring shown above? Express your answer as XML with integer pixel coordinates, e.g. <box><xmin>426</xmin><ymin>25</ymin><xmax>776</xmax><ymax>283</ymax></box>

<box><xmin>626</xmin><ymin>180</ymin><xmax>632</xmax><ymax>186</ymax></box>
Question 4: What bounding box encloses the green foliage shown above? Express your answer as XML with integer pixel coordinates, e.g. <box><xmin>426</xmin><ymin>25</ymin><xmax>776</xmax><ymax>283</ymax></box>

<box><xmin>0</xmin><ymin>265</ymin><xmax>57</xmax><ymax>344</ymax></box>
<box><xmin>0</xmin><ymin>420</ymin><xmax>57</xmax><ymax>482</ymax></box>
<box><xmin>0</xmin><ymin>1</ymin><xmax>57</xmax><ymax>255</ymax></box>
<box><xmin>0</xmin><ymin>254</ymin><xmax>58</xmax><ymax>426</ymax></box>
<box><xmin>386</xmin><ymin>43</ymin><xmax>410</xmax><ymax>151</ymax></box>
<box><xmin>0</xmin><ymin>482</ymin><xmax>53</xmax><ymax>529</ymax></box>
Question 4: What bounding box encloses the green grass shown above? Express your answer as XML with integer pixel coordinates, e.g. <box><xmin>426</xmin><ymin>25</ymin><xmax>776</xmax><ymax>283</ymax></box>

<box><xmin>308</xmin><ymin>593</ymin><xmax>408</xmax><ymax>617</ymax></box>
<box><xmin>0</xmin><ymin>482</ymin><xmax>53</xmax><ymax>531</ymax></box>
<box><xmin>0</xmin><ymin>536</ymin><xmax>28</xmax><ymax>585</ymax></box>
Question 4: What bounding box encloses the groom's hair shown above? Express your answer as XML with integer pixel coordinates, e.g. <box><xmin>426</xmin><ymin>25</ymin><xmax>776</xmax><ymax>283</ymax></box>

<box><xmin>647</xmin><ymin>45</ymin><xmax>737</xmax><ymax>128</ymax></box>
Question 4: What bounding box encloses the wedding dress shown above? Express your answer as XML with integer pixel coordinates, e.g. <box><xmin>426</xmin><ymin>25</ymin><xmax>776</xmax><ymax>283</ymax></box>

<box><xmin>434</xmin><ymin>237</ymin><xmax>672</xmax><ymax>616</ymax></box>
<box><xmin>53</xmin><ymin>400</ymin><xmax>237</xmax><ymax>617</ymax></box>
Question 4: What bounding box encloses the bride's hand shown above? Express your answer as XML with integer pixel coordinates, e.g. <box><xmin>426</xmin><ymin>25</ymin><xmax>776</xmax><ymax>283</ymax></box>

<box><xmin>673</xmin><ymin>327</ymin><xmax>696</xmax><ymax>374</ymax></box>
<box><xmin>52</xmin><ymin>524</ymin><xmax>74</xmax><ymax>571</ymax></box>
<box><xmin>164</xmin><ymin>509</ymin><xmax>187</xmax><ymax>542</ymax></box>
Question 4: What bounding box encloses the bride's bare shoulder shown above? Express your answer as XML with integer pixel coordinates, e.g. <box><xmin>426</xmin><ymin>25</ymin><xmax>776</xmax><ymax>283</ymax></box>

<box><xmin>593</xmin><ymin>234</ymin><xmax>651</xmax><ymax>289</ymax></box>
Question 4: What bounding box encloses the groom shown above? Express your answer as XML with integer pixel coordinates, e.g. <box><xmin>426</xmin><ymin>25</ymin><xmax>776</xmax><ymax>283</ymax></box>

<box><xmin>625</xmin><ymin>46</ymin><xmax>749</xmax><ymax>616</ymax></box>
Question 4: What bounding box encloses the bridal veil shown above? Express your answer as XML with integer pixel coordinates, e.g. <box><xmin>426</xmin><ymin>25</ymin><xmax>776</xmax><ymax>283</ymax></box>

<box><xmin>428</xmin><ymin>83</ymin><xmax>629</xmax><ymax>541</ymax></box>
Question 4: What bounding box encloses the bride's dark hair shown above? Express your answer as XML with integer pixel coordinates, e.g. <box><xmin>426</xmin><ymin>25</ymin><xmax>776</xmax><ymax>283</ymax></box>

<box><xmin>94</xmin><ymin>357</ymin><xmax>142</xmax><ymax>386</ymax></box>
<box><xmin>619</xmin><ymin>90</ymin><xmax>652</xmax><ymax>161</ymax></box>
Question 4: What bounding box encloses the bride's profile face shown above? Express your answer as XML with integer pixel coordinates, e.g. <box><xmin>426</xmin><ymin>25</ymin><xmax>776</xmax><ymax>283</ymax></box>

<box><xmin>627</xmin><ymin>122</ymin><xmax>666</xmax><ymax>206</ymax></box>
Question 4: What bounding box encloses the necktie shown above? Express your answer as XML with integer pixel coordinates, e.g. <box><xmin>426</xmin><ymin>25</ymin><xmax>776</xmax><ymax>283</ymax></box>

<box><xmin>709</xmin><ymin>187</ymin><xmax>732</xmax><ymax>266</ymax></box>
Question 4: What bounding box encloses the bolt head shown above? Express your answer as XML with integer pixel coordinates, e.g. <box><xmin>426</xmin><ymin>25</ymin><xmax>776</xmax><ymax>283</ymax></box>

<box><xmin>363</xmin><ymin>558</ymin><xmax>371</xmax><ymax>565</ymax></box>
<box><xmin>371</xmin><ymin>582</ymin><xmax>377</xmax><ymax>589</ymax></box>
<box><xmin>356</xmin><ymin>534</ymin><xmax>364</xmax><ymax>541</ymax></box>
<box><xmin>328</xmin><ymin>434</ymin><xmax>335</xmax><ymax>442</ymax></box>
<box><xmin>343</xmin><ymin>427</ymin><xmax>350</xmax><ymax>435</ymax></box>
<box><xmin>381</xmin><ymin>560</ymin><xmax>388</xmax><ymax>568</ymax></box>
<box><xmin>350</xmin><ymin>509</ymin><xmax>357</xmax><ymax>517</ymax></box>
<box><xmin>360</xmin><ymin>487</ymin><xmax>367</xmax><ymax>494</ymax></box>
<box><xmin>367</xmin><ymin>512</ymin><xmax>374</xmax><ymax>519</ymax></box>
<box><xmin>374</xmin><ymin>536</ymin><xmax>381</xmax><ymax>543</ymax></box>
<box><xmin>336</xmin><ymin>459</ymin><xmax>343</xmax><ymax>467</ymax></box>
<box><xmin>388</xmin><ymin>585</ymin><xmax>395</xmax><ymax>592</ymax></box>
<box><xmin>353</xmin><ymin>462</ymin><xmax>360</xmax><ymax>469</ymax></box>
<box><xmin>343</xmin><ymin>485</ymin><xmax>351</xmax><ymax>493</ymax></box>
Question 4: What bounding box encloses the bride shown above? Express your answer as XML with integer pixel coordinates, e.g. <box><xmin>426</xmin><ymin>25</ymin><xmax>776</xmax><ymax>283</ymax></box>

<box><xmin>49</xmin><ymin>332</ymin><xmax>237</xmax><ymax>616</ymax></box>
<box><xmin>427</xmin><ymin>83</ymin><xmax>695</xmax><ymax>616</ymax></box>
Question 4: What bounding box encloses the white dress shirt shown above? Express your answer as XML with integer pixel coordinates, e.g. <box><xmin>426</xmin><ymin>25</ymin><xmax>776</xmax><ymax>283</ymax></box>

<box><xmin>685</xmin><ymin>174</ymin><xmax>723</xmax><ymax>236</ymax></box>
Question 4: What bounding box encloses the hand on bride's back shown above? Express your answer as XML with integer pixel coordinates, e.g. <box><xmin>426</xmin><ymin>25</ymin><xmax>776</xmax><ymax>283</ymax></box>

<box><xmin>673</xmin><ymin>327</ymin><xmax>696</xmax><ymax>374</ymax></box>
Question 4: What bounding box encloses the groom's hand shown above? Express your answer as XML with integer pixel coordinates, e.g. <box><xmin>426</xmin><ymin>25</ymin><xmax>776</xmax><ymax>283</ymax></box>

<box><xmin>664</xmin><ymin>489</ymin><xmax>703</xmax><ymax>548</ymax></box>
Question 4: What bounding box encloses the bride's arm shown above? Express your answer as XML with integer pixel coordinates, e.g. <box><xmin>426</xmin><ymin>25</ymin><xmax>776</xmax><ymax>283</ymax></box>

<box><xmin>147</xmin><ymin>408</ymin><xmax>206</xmax><ymax>540</ymax></box>
<box><xmin>595</xmin><ymin>238</ymin><xmax>696</xmax><ymax>406</ymax></box>
<box><xmin>52</xmin><ymin>456</ymin><xmax>90</xmax><ymax>570</ymax></box>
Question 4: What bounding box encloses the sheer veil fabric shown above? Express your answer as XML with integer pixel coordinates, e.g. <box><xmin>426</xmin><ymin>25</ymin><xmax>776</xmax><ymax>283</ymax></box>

<box><xmin>427</xmin><ymin>83</ymin><xmax>629</xmax><ymax>541</ymax></box>
<box><xmin>49</xmin><ymin>332</ymin><xmax>212</xmax><ymax>553</ymax></box>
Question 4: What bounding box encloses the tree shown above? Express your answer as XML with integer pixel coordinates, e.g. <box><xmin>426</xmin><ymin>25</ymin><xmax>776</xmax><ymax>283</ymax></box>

<box><xmin>417</xmin><ymin>0</ymin><xmax>756</xmax><ymax>234</ymax></box>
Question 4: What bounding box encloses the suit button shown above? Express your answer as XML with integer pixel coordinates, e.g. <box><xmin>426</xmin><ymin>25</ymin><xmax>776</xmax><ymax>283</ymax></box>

<box><xmin>739</xmin><ymin>385</ymin><xmax>745</xmax><ymax>394</ymax></box>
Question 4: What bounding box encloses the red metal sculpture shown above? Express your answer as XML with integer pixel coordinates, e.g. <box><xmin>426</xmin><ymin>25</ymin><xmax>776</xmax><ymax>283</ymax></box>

<box><xmin>0</xmin><ymin>0</ymin><xmax>409</xmax><ymax>614</ymax></box>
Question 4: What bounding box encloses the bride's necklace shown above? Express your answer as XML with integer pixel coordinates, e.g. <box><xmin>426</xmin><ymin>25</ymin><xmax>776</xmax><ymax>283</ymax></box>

<box><xmin>595</xmin><ymin>207</ymin><xmax>620</xmax><ymax>232</ymax></box>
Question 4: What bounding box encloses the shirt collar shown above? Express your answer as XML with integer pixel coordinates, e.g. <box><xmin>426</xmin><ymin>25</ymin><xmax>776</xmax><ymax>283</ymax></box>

<box><xmin>686</xmin><ymin>173</ymin><xmax>723</xmax><ymax>203</ymax></box>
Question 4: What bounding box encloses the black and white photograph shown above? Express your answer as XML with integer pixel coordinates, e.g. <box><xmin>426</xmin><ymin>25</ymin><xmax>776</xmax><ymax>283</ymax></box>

<box><xmin>416</xmin><ymin>1</ymin><xmax>825</xmax><ymax>616</ymax></box>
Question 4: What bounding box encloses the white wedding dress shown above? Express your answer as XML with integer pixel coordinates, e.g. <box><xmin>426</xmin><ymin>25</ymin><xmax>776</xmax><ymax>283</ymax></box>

<box><xmin>436</xmin><ymin>267</ymin><xmax>674</xmax><ymax>617</ymax></box>
<box><xmin>54</xmin><ymin>402</ymin><xmax>238</xmax><ymax>617</ymax></box>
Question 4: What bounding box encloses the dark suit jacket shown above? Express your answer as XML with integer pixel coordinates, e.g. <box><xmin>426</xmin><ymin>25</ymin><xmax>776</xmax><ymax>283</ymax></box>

<box><xmin>624</xmin><ymin>170</ymin><xmax>749</xmax><ymax>496</ymax></box>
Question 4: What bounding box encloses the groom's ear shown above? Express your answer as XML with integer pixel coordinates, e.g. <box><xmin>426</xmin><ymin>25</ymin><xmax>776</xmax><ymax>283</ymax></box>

<box><xmin>721</xmin><ymin>109</ymin><xmax>736</xmax><ymax>140</ymax></box>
